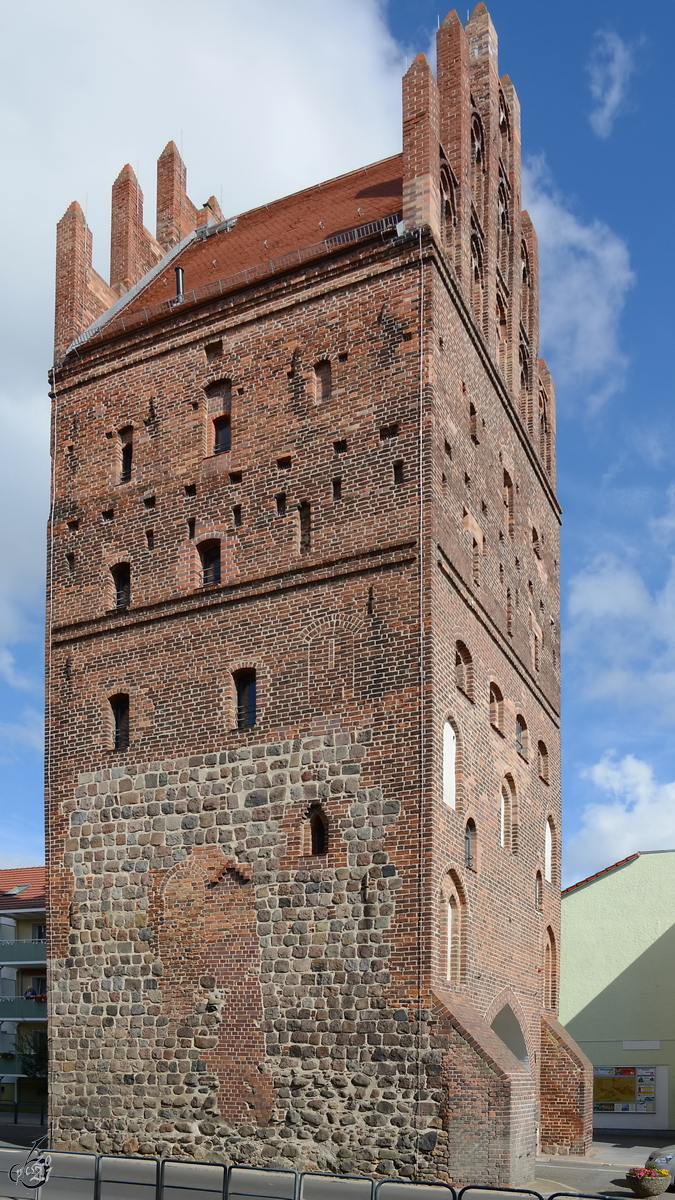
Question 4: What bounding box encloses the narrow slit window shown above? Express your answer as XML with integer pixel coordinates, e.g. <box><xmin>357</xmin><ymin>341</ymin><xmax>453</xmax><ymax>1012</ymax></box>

<box><xmin>503</xmin><ymin>470</ymin><xmax>514</xmax><ymax>538</ymax></box>
<box><xmin>538</xmin><ymin>741</ymin><xmax>549</xmax><ymax>784</ymax></box>
<box><xmin>233</xmin><ymin>505</ymin><xmax>242</xmax><ymax>527</ymax></box>
<box><xmin>516</xmin><ymin>714</ymin><xmax>528</xmax><ymax>758</ymax></box>
<box><xmin>393</xmin><ymin>460</ymin><xmax>404</xmax><ymax>486</ymax></box>
<box><xmin>213</xmin><ymin>415</ymin><xmax>231</xmax><ymax>455</ymax></box>
<box><xmin>200</xmin><ymin>541</ymin><xmax>221</xmax><ymax>586</ymax></box>
<box><xmin>489</xmin><ymin>683</ymin><xmax>503</xmax><ymax>733</ymax></box>
<box><xmin>187</xmin><ymin>518</ymin><xmax>195</xmax><ymax>539</ymax></box>
<box><xmin>535</xmin><ymin>871</ymin><xmax>543</xmax><ymax>912</ymax></box>
<box><xmin>66</xmin><ymin>552</ymin><xmax>75</xmax><ymax>577</ymax></box>
<box><xmin>469</xmin><ymin>403</ymin><xmax>478</xmax><ymax>444</ymax></box>
<box><xmin>110</xmin><ymin>693</ymin><xmax>129</xmax><ymax>750</ymax></box>
<box><xmin>119</xmin><ymin>427</ymin><xmax>133</xmax><ymax>483</ymax></box>
<box><xmin>146</xmin><ymin>530</ymin><xmax>154</xmax><ymax>550</ymax></box>
<box><xmin>111</xmin><ymin>563</ymin><xmax>130</xmax><ymax>609</ymax></box>
<box><xmin>472</xmin><ymin>538</ymin><xmax>480</xmax><ymax>587</ymax></box>
<box><xmin>465</xmin><ymin>819</ymin><xmax>476</xmax><ymax>870</ymax></box>
<box><xmin>455</xmin><ymin>641</ymin><xmax>473</xmax><ymax>700</ymax></box>
<box><xmin>332</xmin><ymin>478</ymin><xmax>342</xmax><ymax>502</ymax></box>
<box><xmin>333</xmin><ymin>440</ymin><xmax>347</xmax><ymax>455</ymax></box>
<box><xmin>299</xmin><ymin>501</ymin><xmax>311</xmax><ymax>553</ymax></box>
<box><xmin>234</xmin><ymin>668</ymin><xmax>256</xmax><ymax>728</ymax></box>
<box><xmin>443</xmin><ymin>720</ymin><xmax>457</xmax><ymax>809</ymax></box>
<box><xmin>309</xmin><ymin>807</ymin><xmax>328</xmax><ymax>856</ymax></box>
<box><xmin>276</xmin><ymin>493</ymin><xmax>287</xmax><ymax>517</ymax></box>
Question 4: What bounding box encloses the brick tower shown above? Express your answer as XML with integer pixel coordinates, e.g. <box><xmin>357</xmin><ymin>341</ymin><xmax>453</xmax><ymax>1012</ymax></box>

<box><xmin>47</xmin><ymin>6</ymin><xmax>592</xmax><ymax>1183</ymax></box>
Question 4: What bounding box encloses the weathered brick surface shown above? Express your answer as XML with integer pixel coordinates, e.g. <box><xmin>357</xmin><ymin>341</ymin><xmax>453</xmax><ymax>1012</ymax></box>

<box><xmin>47</xmin><ymin>5</ymin><xmax>589</xmax><ymax>1182</ymax></box>
<box><xmin>540</xmin><ymin>1015</ymin><xmax>593</xmax><ymax>1156</ymax></box>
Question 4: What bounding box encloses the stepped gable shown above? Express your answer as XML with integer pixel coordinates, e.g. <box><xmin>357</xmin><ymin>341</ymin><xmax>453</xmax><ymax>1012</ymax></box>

<box><xmin>122</xmin><ymin>154</ymin><xmax>403</xmax><ymax>317</ymax></box>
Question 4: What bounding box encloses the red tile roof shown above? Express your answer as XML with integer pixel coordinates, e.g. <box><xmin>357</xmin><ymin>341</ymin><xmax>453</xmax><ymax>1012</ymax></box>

<box><xmin>0</xmin><ymin>866</ymin><xmax>45</xmax><ymax>911</ymax></box>
<box><xmin>126</xmin><ymin>154</ymin><xmax>403</xmax><ymax>316</ymax></box>
<box><xmin>561</xmin><ymin>853</ymin><xmax>640</xmax><ymax>896</ymax></box>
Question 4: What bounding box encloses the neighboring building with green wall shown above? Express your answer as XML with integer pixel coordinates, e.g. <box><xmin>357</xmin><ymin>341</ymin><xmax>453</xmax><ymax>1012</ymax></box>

<box><xmin>560</xmin><ymin>850</ymin><xmax>675</xmax><ymax>1132</ymax></box>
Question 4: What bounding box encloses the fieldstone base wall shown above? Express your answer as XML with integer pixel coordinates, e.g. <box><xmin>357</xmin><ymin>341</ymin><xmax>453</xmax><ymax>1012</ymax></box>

<box><xmin>50</xmin><ymin>730</ymin><xmax>447</xmax><ymax>1177</ymax></box>
<box><xmin>431</xmin><ymin>988</ymin><xmax>536</xmax><ymax>1186</ymax></box>
<box><xmin>539</xmin><ymin>1015</ymin><xmax>593</xmax><ymax>1156</ymax></box>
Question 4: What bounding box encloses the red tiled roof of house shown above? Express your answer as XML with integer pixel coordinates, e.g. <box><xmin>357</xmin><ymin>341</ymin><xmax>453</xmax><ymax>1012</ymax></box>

<box><xmin>126</xmin><ymin>154</ymin><xmax>403</xmax><ymax>316</ymax></box>
<box><xmin>0</xmin><ymin>866</ymin><xmax>46</xmax><ymax>910</ymax></box>
<box><xmin>561</xmin><ymin>853</ymin><xmax>640</xmax><ymax>896</ymax></box>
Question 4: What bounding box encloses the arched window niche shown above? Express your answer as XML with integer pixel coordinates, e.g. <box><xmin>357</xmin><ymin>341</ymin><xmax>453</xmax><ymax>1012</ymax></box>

<box><xmin>490</xmin><ymin>1003</ymin><xmax>529</xmax><ymax>1069</ymax></box>
<box><xmin>441</xmin><ymin>871</ymin><xmax>467</xmax><ymax>985</ymax></box>
<box><xmin>442</xmin><ymin>719</ymin><xmax>458</xmax><ymax>810</ymax></box>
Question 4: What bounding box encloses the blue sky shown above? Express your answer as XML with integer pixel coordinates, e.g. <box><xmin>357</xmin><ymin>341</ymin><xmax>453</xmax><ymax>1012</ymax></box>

<box><xmin>0</xmin><ymin>1</ymin><xmax>672</xmax><ymax>884</ymax></box>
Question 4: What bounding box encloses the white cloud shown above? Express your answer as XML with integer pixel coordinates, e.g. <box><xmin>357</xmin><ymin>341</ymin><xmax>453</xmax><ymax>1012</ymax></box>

<box><xmin>565</xmin><ymin>754</ymin><xmax>675</xmax><ymax>884</ymax></box>
<box><xmin>566</xmin><ymin>551</ymin><xmax>675</xmax><ymax>721</ymax></box>
<box><xmin>588</xmin><ymin>31</ymin><xmax>635</xmax><ymax>139</ymax></box>
<box><xmin>524</xmin><ymin>158</ymin><xmax>634</xmax><ymax>409</ymax></box>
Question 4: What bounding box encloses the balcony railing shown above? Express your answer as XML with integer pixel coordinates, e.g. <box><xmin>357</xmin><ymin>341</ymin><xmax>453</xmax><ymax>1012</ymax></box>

<box><xmin>0</xmin><ymin>997</ymin><xmax>47</xmax><ymax>1019</ymax></box>
<box><xmin>0</xmin><ymin>940</ymin><xmax>46</xmax><ymax>965</ymax></box>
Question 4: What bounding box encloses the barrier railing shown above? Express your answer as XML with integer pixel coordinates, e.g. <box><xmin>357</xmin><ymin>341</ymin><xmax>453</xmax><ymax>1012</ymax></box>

<box><xmin>0</xmin><ymin>1099</ymin><xmax>47</xmax><ymax>1124</ymax></box>
<box><xmin>0</xmin><ymin>1148</ymin><xmax>623</xmax><ymax>1200</ymax></box>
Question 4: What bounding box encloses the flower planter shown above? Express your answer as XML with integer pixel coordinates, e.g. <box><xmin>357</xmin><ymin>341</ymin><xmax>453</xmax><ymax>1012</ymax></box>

<box><xmin>627</xmin><ymin>1176</ymin><xmax>671</xmax><ymax>1198</ymax></box>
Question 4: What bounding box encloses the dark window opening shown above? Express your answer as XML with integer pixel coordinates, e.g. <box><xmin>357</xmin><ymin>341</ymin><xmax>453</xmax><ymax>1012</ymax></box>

<box><xmin>200</xmin><ymin>541</ymin><xmax>221</xmax><ymax>586</ymax></box>
<box><xmin>535</xmin><ymin>871</ymin><xmax>543</xmax><ymax>911</ymax></box>
<box><xmin>233</xmin><ymin>505</ymin><xmax>242</xmax><ymax>527</ymax></box>
<box><xmin>184</xmin><ymin>483</ymin><xmax>196</xmax><ymax>497</ymax></box>
<box><xmin>538</xmin><ymin>740</ymin><xmax>549</xmax><ymax>784</ymax></box>
<box><xmin>187</xmin><ymin>518</ymin><xmax>195</xmax><ymax>539</ymax></box>
<box><xmin>146</xmin><ymin>530</ymin><xmax>154</xmax><ymax>550</ymax></box>
<box><xmin>393</xmin><ymin>460</ymin><xmax>404</xmax><ymax>486</ymax></box>
<box><xmin>380</xmin><ymin>423</ymin><xmax>399</xmax><ymax>441</ymax></box>
<box><xmin>338</xmin><ymin>351</ymin><xmax>348</xmax><ymax>362</ymax></box>
<box><xmin>119</xmin><ymin>427</ymin><xmax>133</xmax><ymax>483</ymax></box>
<box><xmin>332</xmin><ymin>478</ymin><xmax>342</xmax><ymax>502</ymax></box>
<box><xmin>333</xmin><ymin>440</ymin><xmax>347</xmax><ymax>455</ymax></box>
<box><xmin>444</xmin><ymin>440</ymin><xmax>452</xmax><ymax>458</ymax></box>
<box><xmin>532</xmin><ymin>527</ymin><xmax>541</xmax><ymax>558</ymax></box>
<box><xmin>213</xmin><ymin>415</ymin><xmax>231</xmax><ymax>455</ymax></box>
<box><xmin>110</xmin><ymin>694</ymin><xmax>129</xmax><ymax>750</ymax></box>
<box><xmin>102</xmin><ymin>509</ymin><xmax>114</xmax><ymax>522</ymax></box>
<box><xmin>299</xmin><ymin>502</ymin><xmax>311</xmax><ymax>553</ymax></box>
<box><xmin>205</xmin><ymin>339</ymin><xmax>222</xmax><ymax>362</ymax></box>
<box><xmin>111</xmin><ymin>563</ymin><xmax>130</xmax><ymax>609</ymax></box>
<box><xmin>465</xmin><ymin>819</ymin><xmax>476</xmax><ymax>870</ymax></box>
<box><xmin>309</xmin><ymin>807</ymin><xmax>328</xmax><ymax>856</ymax></box>
<box><xmin>276</xmin><ymin>493</ymin><xmax>287</xmax><ymax>517</ymax></box>
<box><xmin>143</xmin><ymin>495</ymin><xmax>155</xmax><ymax>509</ymax></box>
<box><xmin>66</xmin><ymin>552</ymin><xmax>75</xmax><ymax>576</ymax></box>
<box><xmin>67</xmin><ymin>519</ymin><xmax>79</xmax><ymax>532</ymax></box>
<box><xmin>229</xmin><ymin>471</ymin><xmax>242</xmax><ymax>484</ymax></box>
<box><xmin>516</xmin><ymin>714</ymin><xmax>528</xmax><ymax>757</ymax></box>
<box><xmin>277</xmin><ymin>456</ymin><xmax>292</xmax><ymax>470</ymax></box>
<box><xmin>234</xmin><ymin>669</ymin><xmax>256</xmax><ymax>728</ymax></box>
<box><xmin>455</xmin><ymin>640</ymin><xmax>473</xmax><ymax>700</ymax></box>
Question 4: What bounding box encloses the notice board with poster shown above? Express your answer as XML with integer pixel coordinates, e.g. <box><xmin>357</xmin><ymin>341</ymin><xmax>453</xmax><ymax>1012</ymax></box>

<box><xmin>594</xmin><ymin>1066</ymin><xmax>656</xmax><ymax>1113</ymax></box>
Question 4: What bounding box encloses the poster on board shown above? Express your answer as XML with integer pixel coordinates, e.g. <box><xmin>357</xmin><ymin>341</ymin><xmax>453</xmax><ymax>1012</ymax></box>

<box><xmin>593</xmin><ymin>1066</ymin><xmax>656</xmax><ymax>1113</ymax></box>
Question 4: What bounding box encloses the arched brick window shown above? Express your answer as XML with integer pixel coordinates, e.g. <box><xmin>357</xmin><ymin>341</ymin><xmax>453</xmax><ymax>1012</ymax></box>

<box><xmin>464</xmin><ymin>819</ymin><xmax>477</xmax><ymax>871</ymax></box>
<box><xmin>496</xmin><ymin>294</ymin><xmax>508</xmax><ymax>374</ymax></box>
<box><xmin>442</xmin><ymin>872</ymin><xmax>467</xmax><ymax>984</ymax></box>
<box><xmin>516</xmin><ymin>713</ymin><xmax>529</xmax><ymax>759</ymax></box>
<box><xmin>234</xmin><ymin>668</ymin><xmax>256</xmax><ymax>728</ymax></box>
<box><xmin>308</xmin><ymin>805</ymin><xmax>328</xmax><ymax>856</ymax></box>
<box><xmin>470</xmin><ymin>114</ymin><xmax>486</xmax><ymax>226</ymax></box>
<box><xmin>455</xmin><ymin>641</ymin><xmax>473</xmax><ymax>701</ymax></box>
<box><xmin>539</xmin><ymin>389</ymin><xmax>551</xmax><ymax>474</ymax></box>
<box><xmin>535</xmin><ymin>870</ymin><xmax>543</xmax><ymax>912</ymax></box>
<box><xmin>538</xmin><ymin>740</ymin><xmax>549</xmax><ymax>784</ymax></box>
<box><xmin>205</xmin><ymin>380</ymin><xmax>232</xmax><ymax>455</ymax></box>
<box><xmin>519</xmin><ymin>343</ymin><xmax>530</xmax><ymax>429</ymax></box>
<box><xmin>471</xmin><ymin>234</ymin><xmax>484</xmax><ymax>326</ymax></box>
<box><xmin>532</xmin><ymin>527</ymin><xmax>541</xmax><ymax>559</ymax></box>
<box><xmin>500</xmin><ymin>774</ymin><xmax>518</xmax><ymax>853</ymax></box>
<box><xmin>545</xmin><ymin>815</ymin><xmax>558</xmax><ymax>883</ymax></box>
<box><xmin>543</xmin><ymin>925</ymin><xmax>557</xmax><ymax>1009</ymax></box>
<box><xmin>489</xmin><ymin>682</ymin><xmax>503</xmax><ymax>733</ymax></box>
<box><xmin>443</xmin><ymin>719</ymin><xmax>458</xmax><ymax>809</ymax></box>
<box><xmin>441</xmin><ymin>165</ymin><xmax>457</xmax><ymax>264</ymax></box>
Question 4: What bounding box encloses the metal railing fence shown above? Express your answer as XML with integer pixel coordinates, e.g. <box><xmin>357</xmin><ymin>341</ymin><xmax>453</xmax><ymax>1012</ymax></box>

<box><xmin>0</xmin><ymin>1149</ymin><xmax>622</xmax><ymax>1200</ymax></box>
